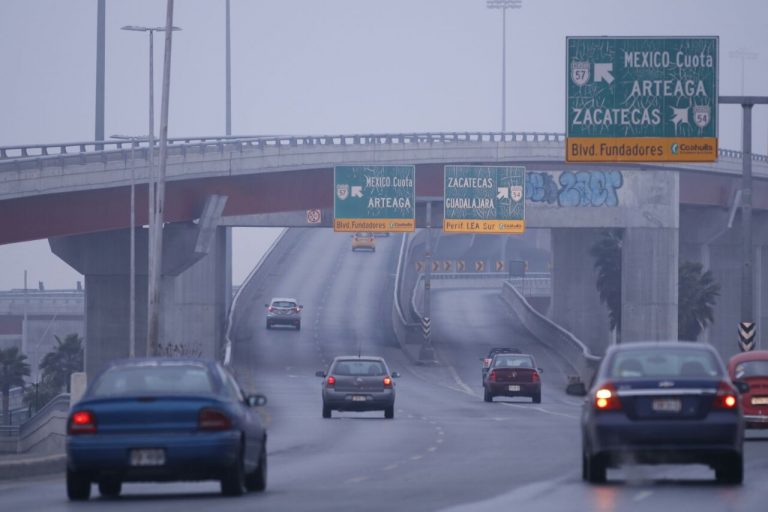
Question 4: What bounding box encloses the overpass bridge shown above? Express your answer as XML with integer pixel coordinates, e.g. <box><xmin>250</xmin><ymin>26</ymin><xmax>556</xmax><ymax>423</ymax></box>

<box><xmin>2</xmin><ymin>132</ymin><xmax>767</xmax><ymax>377</ymax></box>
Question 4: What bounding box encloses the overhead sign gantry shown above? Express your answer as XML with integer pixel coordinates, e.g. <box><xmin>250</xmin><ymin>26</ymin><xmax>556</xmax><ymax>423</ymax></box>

<box><xmin>566</xmin><ymin>36</ymin><xmax>718</xmax><ymax>163</ymax></box>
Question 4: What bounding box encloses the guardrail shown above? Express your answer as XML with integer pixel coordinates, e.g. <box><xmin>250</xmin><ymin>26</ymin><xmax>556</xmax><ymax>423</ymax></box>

<box><xmin>0</xmin><ymin>393</ymin><xmax>70</xmax><ymax>454</ymax></box>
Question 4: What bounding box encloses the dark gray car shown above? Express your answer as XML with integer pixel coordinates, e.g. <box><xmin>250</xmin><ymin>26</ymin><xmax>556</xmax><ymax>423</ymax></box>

<box><xmin>316</xmin><ymin>356</ymin><xmax>400</xmax><ymax>419</ymax></box>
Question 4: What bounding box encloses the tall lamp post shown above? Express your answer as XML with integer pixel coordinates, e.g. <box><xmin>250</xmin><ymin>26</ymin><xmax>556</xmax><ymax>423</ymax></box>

<box><xmin>110</xmin><ymin>135</ymin><xmax>146</xmax><ymax>358</ymax></box>
<box><xmin>486</xmin><ymin>0</ymin><xmax>522</xmax><ymax>134</ymax></box>
<box><xmin>121</xmin><ymin>23</ymin><xmax>181</xmax><ymax>355</ymax></box>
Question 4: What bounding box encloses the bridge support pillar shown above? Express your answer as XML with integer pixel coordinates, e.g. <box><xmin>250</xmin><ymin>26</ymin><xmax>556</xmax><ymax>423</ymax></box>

<box><xmin>550</xmin><ymin>228</ymin><xmax>611</xmax><ymax>354</ymax></box>
<box><xmin>621</xmin><ymin>227</ymin><xmax>679</xmax><ymax>342</ymax></box>
<box><xmin>50</xmin><ymin>224</ymin><xmax>231</xmax><ymax>381</ymax></box>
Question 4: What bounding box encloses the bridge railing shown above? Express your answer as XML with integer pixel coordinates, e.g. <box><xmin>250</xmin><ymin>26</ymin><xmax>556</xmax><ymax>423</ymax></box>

<box><xmin>1</xmin><ymin>131</ymin><xmax>765</xmax><ymax>163</ymax></box>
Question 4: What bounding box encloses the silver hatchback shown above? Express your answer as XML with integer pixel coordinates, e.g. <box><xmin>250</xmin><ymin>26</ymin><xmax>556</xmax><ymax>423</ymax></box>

<box><xmin>265</xmin><ymin>297</ymin><xmax>302</xmax><ymax>330</ymax></box>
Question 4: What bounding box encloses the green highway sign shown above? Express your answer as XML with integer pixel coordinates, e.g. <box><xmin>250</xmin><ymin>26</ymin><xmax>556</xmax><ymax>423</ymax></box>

<box><xmin>566</xmin><ymin>36</ymin><xmax>718</xmax><ymax>162</ymax></box>
<box><xmin>333</xmin><ymin>165</ymin><xmax>415</xmax><ymax>232</ymax></box>
<box><xmin>443</xmin><ymin>165</ymin><xmax>525</xmax><ymax>234</ymax></box>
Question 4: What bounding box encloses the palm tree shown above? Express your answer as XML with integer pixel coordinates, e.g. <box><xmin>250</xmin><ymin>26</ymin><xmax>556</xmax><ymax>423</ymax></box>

<box><xmin>0</xmin><ymin>347</ymin><xmax>30</xmax><ymax>425</ymax></box>
<box><xmin>678</xmin><ymin>261</ymin><xmax>721</xmax><ymax>341</ymax></box>
<box><xmin>39</xmin><ymin>333</ymin><xmax>84</xmax><ymax>394</ymax></box>
<box><xmin>589</xmin><ymin>229</ymin><xmax>623</xmax><ymax>342</ymax></box>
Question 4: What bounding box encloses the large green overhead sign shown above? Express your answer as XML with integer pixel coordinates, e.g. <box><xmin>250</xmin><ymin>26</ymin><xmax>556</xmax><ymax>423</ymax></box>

<box><xmin>333</xmin><ymin>165</ymin><xmax>415</xmax><ymax>232</ymax></box>
<box><xmin>443</xmin><ymin>165</ymin><xmax>525</xmax><ymax>234</ymax></box>
<box><xmin>566</xmin><ymin>36</ymin><xmax>718</xmax><ymax>163</ymax></box>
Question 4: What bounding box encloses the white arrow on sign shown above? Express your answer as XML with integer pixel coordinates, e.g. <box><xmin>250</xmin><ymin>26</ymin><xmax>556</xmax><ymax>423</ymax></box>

<box><xmin>594</xmin><ymin>63</ymin><xmax>614</xmax><ymax>84</ymax></box>
<box><xmin>351</xmin><ymin>186</ymin><xmax>363</xmax><ymax>198</ymax></box>
<box><xmin>497</xmin><ymin>187</ymin><xmax>509</xmax><ymax>199</ymax></box>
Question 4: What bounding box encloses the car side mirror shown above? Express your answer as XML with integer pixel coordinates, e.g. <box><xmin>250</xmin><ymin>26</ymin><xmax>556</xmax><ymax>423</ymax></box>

<box><xmin>299</xmin><ymin>305</ymin><xmax>304</xmax><ymax>309</ymax></box>
<box><xmin>537</xmin><ymin>368</ymin><xmax>544</xmax><ymax>374</ymax></box>
<box><xmin>246</xmin><ymin>394</ymin><xmax>268</xmax><ymax>407</ymax></box>
<box><xmin>734</xmin><ymin>380</ymin><xmax>750</xmax><ymax>393</ymax></box>
<box><xmin>264</xmin><ymin>304</ymin><xmax>269</xmax><ymax>308</ymax></box>
<box><xmin>392</xmin><ymin>371</ymin><xmax>401</xmax><ymax>378</ymax></box>
<box><xmin>566</xmin><ymin>382</ymin><xmax>587</xmax><ymax>396</ymax></box>
<box><xmin>315</xmin><ymin>370</ymin><xmax>326</xmax><ymax>378</ymax></box>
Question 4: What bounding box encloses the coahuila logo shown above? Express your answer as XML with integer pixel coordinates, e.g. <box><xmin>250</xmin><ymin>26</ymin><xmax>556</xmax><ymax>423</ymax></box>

<box><xmin>671</xmin><ymin>143</ymin><xmax>680</xmax><ymax>155</ymax></box>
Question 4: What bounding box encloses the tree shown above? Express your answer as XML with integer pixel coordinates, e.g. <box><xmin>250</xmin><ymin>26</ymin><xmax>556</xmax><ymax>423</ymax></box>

<box><xmin>39</xmin><ymin>333</ymin><xmax>84</xmax><ymax>394</ymax></box>
<box><xmin>0</xmin><ymin>347</ymin><xmax>30</xmax><ymax>425</ymax></box>
<box><xmin>678</xmin><ymin>261</ymin><xmax>721</xmax><ymax>341</ymax></box>
<box><xmin>590</xmin><ymin>229</ymin><xmax>623</xmax><ymax>342</ymax></box>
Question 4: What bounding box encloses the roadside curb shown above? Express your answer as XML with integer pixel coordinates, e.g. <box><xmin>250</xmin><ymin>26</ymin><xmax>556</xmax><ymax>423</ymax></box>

<box><xmin>0</xmin><ymin>453</ymin><xmax>65</xmax><ymax>480</ymax></box>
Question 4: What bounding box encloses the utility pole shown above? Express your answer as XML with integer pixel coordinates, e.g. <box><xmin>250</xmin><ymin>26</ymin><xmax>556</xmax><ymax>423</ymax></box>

<box><xmin>95</xmin><ymin>0</ymin><xmax>105</xmax><ymax>147</ymax></box>
<box><xmin>486</xmin><ymin>0</ymin><xmax>522</xmax><ymax>133</ymax></box>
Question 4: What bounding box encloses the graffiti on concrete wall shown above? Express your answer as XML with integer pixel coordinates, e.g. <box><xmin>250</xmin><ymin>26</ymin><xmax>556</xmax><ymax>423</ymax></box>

<box><xmin>526</xmin><ymin>170</ymin><xmax>624</xmax><ymax>207</ymax></box>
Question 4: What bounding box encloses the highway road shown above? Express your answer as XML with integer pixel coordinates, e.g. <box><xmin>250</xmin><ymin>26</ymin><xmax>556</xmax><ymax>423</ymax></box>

<box><xmin>2</xmin><ymin>228</ymin><xmax>768</xmax><ymax>511</ymax></box>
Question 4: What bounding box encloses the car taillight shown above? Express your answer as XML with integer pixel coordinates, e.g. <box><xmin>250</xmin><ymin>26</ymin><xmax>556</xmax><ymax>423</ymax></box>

<box><xmin>326</xmin><ymin>375</ymin><xmax>336</xmax><ymax>387</ymax></box>
<box><xmin>483</xmin><ymin>358</ymin><xmax>492</xmax><ymax>368</ymax></box>
<box><xmin>532</xmin><ymin>371</ymin><xmax>540</xmax><ymax>383</ymax></box>
<box><xmin>714</xmin><ymin>381</ymin><xmax>739</xmax><ymax>410</ymax></box>
<box><xmin>384</xmin><ymin>376</ymin><xmax>393</xmax><ymax>388</ymax></box>
<box><xmin>594</xmin><ymin>383</ymin><xmax>621</xmax><ymax>411</ymax></box>
<box><xmin>69</xmin><ymin>410</ymin><xmax>97</xmax><ymax>434</ymax></box>
<box><xmin>267</xmin><ymin>306</ymin><xmax>274</xmax><ymax>312</ymax></box>
<box><xmin>293</xmin><ymin>307</ymin><xmax>301</xmax><ymax>313</ymax></box>
<box><xmin>198</xmin><ymin>408</ymin><xmax>232</xmax><ymax>431</ymax></box>
<box><xmin>489</xmin><ymin>370</ymin><xmax>497</xmax><ymax>383</ymax></box>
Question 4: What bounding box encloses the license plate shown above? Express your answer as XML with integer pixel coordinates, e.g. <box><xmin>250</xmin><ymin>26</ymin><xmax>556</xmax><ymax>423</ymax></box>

<box><xmin>130</xmin><ymin>448</ymin><xmax>166</xmax><ymax>467</ymax></box>
<box><xmin>752</xmin><ymin>396</ymin><xmax>768</xmax><ymax>405</ymax></box>
<box><xmin>652</xmin><ymin>398</ymin><xmax>682</xmax><ymax>413</ymax></box>
<box><xmin>351</xmin><ymin>395</ymin><xmax>367</xmax><ymax>402</ymax></box>
<box><xmin>508</xmin><ymin>385</ymin><xmax>521</xmax><ymax>392</ymax></box>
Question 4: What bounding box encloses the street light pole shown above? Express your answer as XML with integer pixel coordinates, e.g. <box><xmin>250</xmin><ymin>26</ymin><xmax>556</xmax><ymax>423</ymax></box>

<box><xmin>226</xmin><ymin>0</ymin><xmax>232</xmax><ymax>136</ymax></box>
<box><xmin>729</xmin><ymin>48</ymin><xmax>758</xmax><ymax>96</ymax></box>
<box><xmin>486</xmin><ymin>0</ymin><xmax>522</xmax><ymax>134</ymax></box>
<box><xmin>121</xmin><ymin>22</ymin><xmax>181</xmax><ymax>356</ymax></box>
<box><xmin>111</xmin><ymin>135</ymin><xmax>145</xmax><ymax>358</ymax></box>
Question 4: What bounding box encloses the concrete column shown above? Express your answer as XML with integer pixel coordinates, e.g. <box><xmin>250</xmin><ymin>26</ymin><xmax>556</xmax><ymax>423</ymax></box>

<box><xmin>50</xmin><ymin>223</ymin><xmax>230</xmax><ymax>381</ymax></box>
<box><xmin>621</xmin><ymin>227</ymin><xmax>678</xmax><ymax>342</ymax></box>
<box><xmin>550</xmin><ymin>228</ymin><xmax>611</xmax><ymax>354</ymax></box>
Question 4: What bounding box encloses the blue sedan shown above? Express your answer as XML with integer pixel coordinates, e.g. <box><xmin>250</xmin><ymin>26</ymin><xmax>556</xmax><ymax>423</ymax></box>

<box><xmin>581</xmin><ymin>342</ymin><xmax>744</xmax><ymax>484</ymax></box>
<box><xmin>66</xmin><ymin>358</ymin><xmax>268</xmax><ymax>500</ymax></box>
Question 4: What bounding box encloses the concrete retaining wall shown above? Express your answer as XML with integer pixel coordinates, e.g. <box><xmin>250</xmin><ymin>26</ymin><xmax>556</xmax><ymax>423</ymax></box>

<box><xmin>500</xmin><ymin>281</ymin><xmax>600</xmax><ymax>385</ymax></box>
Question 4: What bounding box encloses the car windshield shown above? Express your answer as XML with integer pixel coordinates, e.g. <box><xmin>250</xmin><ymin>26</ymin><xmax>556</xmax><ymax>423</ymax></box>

<box><xmin>734</xmin><ymin>360</ymin><xmax>768</xmax><ymax>379</ymax></box>
<box><xmin>608</xmin><ymin>348</ymin><xmax>722</xmax><ymax>379</ymax></box>
<box><xmin>492</xmin><ymin>355</ymin><xmax>534</xmax><ymax>368</ymax></box>
<box><xmin>332</xmin><ymin>360</ymin><xmax>386</xmax><ymax>376</ymax></box>
<box><xmin>90</xmin><ymin>364</ymin><xmax>215</xmax><ymax>397</ymax></box>
<box><xmin>272</xmin><ymin>301</ymin><xmax>297</xmax><ymax>308</ymax></box>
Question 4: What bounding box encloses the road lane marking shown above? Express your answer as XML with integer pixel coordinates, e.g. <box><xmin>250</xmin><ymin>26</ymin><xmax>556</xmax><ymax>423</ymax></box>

<box><xmin>345</xmin><ymin>476</ymin><xmax>369</xmax><ymax>484</ymax></box>
<box><xmin>427</xmin><ymin>446</ymin><xmax>437</xmax><ymax>452</ymax></box>
<box><xmin>410</xmin><ymin>455</ymin><xmax>423</xmax><ymax>461</ymax></box>
<box><xmin>633</xmin><ymin>490</ymin><xmax>653</xmax><ymax>502</ymax></box>
<box><xmin>383</xmin><ymin>464</ymin><xmax>398</xmax><ymax>471</ymax></box>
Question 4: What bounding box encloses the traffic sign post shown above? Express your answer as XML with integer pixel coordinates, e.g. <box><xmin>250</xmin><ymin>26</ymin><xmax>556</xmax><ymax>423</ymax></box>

<box><xmin>333</xmin><ymin>165</ymin><xmax>415</xmax><ymax>232</ymax></box>
<box><xmin>443</xmin><ymin>165</ymin><xmax>525</xmax><ymax>234</ymax></box>
<box><xmin>566</xmin><ymin>36</ymin><xmax>718</xmax><ymax>163</ymax></box>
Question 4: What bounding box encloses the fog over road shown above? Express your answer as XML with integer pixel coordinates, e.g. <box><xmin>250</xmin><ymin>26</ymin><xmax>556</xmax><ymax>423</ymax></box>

<box><xmin>2</xmin><ymin>229</ymin><xmax>768</xmax><ymax>511</ymax></box>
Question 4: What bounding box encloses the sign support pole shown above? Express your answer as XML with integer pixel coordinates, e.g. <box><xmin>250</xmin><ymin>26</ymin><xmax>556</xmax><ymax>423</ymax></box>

<box><xmin>419</xmin><ymin>201</ymin><xmax>437</xmax><ymax>364</ymax></box>
<box><xmin>720</xmin><ymin>96</ymin><xmax>768</xmax><ymax>350</ymax></box>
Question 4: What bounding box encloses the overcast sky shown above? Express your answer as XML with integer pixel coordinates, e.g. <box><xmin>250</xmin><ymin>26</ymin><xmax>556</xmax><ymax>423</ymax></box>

<box><xmin>1</xmin><ymin>0</ymin><xmax>766</xmax><ymax>290</ymax></box>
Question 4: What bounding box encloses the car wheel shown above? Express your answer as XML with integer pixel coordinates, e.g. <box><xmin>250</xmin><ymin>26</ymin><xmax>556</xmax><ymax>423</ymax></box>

<box><xmin>532</xmin><ymin>392</ymin><xmax>541</xmax><ymax>404</ymax></box>
<box><xmin>220</xmin><ymin>446</ymin><xmax>246</xmax><ymax>496</ymax></box>
<box><xmin>384</xmin><ymin>406</ymin><xmax>394</xmax><ymax>419</ymax></box>
<box><xmin>715</xmin><ymin>453</ymin><xmax>743</xmax><ymax>485</ymax></box>
<box><xmin>322</xmin><ymin>404</ymin><xmax>331</xmax><ymax>418</ymax></box>
<box><xmin>585</xmin><ymin>453</ymin><xmax>607</xmax><ymax>484</ymax></box>
<box><xmin>98</xmin><ymin>479</ymin><xmax>121</xmax><ymax>498</ymax></box>
<box><xmin>245</xmin><ymin>442</ymin><xmax>267</xmax><ymax>492</ymax></box>
<box><xmin>266</xmin><ymin>321</ymin><xmax>271</xmax><ymax>329</ymax></box>
<box><xmin>66</xmin><ymin>469</ymin><xmax>91</xmax><ymax>501</ymax></box>
<box><xmin>296</xmin><ymin>322</ymin><xmax>301</xmax><ymax>330</ymax></box>
<box><xmin>581</xmin><ymin>449</ymin><xmax>588</xmax><ymax>481</ymax></box>
<box><xmin>483</xmin><ymin>389</ymin><xmax>493</xmax><ymax>403</ymax></box>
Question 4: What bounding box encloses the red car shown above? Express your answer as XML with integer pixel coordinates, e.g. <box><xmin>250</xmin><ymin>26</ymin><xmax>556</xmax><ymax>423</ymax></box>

<box><xmin>483</xmin><ymin>353</ymin><xmax>542</xmax><ymax>403</ymax></box>
<box><xmin>728</xmin><ymin>350</ymin><xmax>768</xmax><ymax>428</ymax></box>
